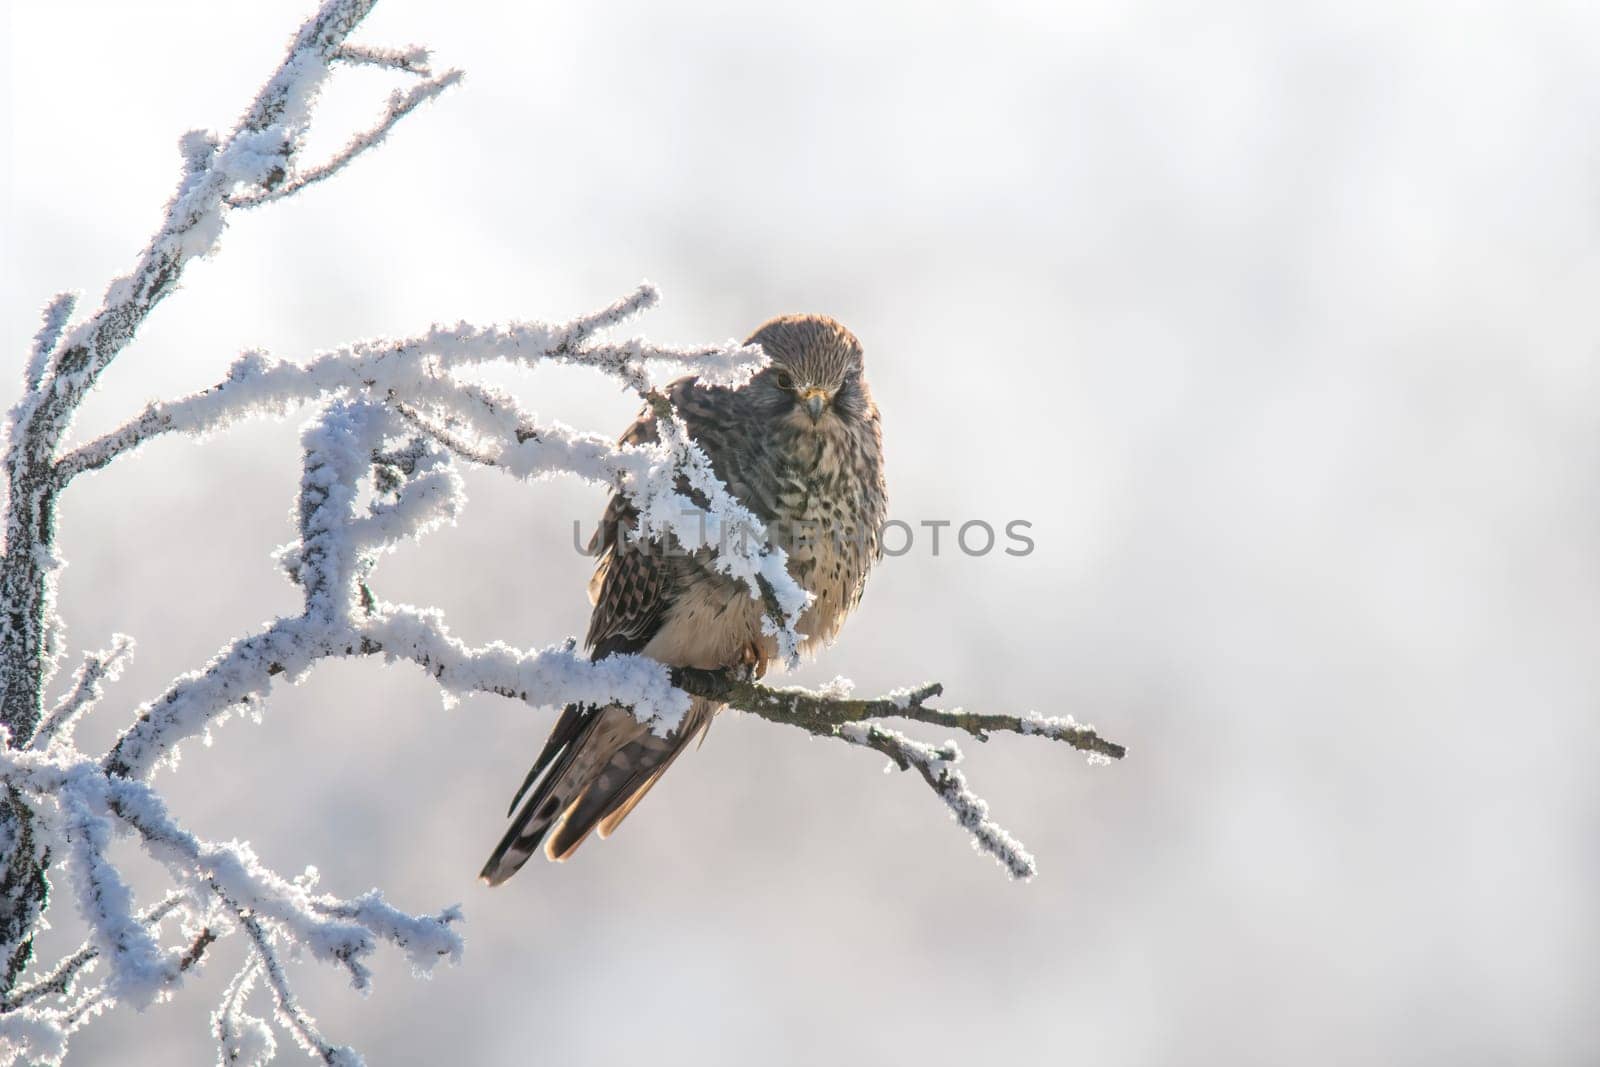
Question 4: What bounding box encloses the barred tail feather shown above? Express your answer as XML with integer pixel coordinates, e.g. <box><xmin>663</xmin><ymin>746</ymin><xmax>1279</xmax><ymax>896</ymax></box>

<box><xmin>480</xmin><ymin>699</ymin><xmax>718</xmax><ymax>884</ymax></box>
<box><xmin>479</xmin><ymin>703</ymin><xmax>640</xmax><ymax>884</ymax></box>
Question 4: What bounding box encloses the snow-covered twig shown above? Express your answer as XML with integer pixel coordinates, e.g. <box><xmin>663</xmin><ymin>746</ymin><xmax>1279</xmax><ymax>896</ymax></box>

<box><xmin>0</xmin><ymin>889</ymin><xmax>214</xmax><ymax>1067</ymax></box>
<box><xmin>0</xmin><ymin>2</ymin><xmax>481</xmax><ymax>1059</ymax></box>
<box><xmin>51</xmin><ymin>283</ymin><xmax>761</xmax><ymax>485</ymax></box>
<box><xmin>19</xmin><ymin>294</ymin><xmax>76</xmax><ymax>400</ymax></box>
<box><xmin>0</xmin><ymin>734</ymin><xmax>460</xmax><ymax>1065</ymax></box>
<box><xmin>839</xmin><ymin>723</ymin><xmax>1037</xmax><ymax>880</ymax></box>
<box><xmin>0</xmin><ymin>0</ymin><xmax>449</xmax><ymax>743</ymax></box>
<box><xmin>103</xmin><ymin>773</ymin><xmax>463</xmax><ymax>992</ymax></box>
<box><xmin>333</xmin><ymin>42</ymin><xmax>433</xmax><ymax>74</ymax></box>
<box><xmin>674</xmin><ymin>671</ymin><xmax>1126</xmax><ymax>762</ymax></box>
<box><xmin>51</xmin><ymin>775</ymin><xmax>179</xmax><ymax>1009</ymax></box>
<box><xmin>29</xmin><ymin>638</ymin><xmax>134</xmax><ymax>753</ymax></box>
<box><xmin>228</xmin><ymin>68</ymin><xmax>463</xmax><ymax>209</ymax></box>
<box><xmin>230</xmin><ymin>906</ymin><xmax>355</xmax><ymax>1067</ymax></box>
<box><xmin>0</xmin><ymin>893</ymin><xmax>186</xmax><ymax>1013</ymax></box>
<box><xmin>213</xmin><ymin>952</ymin><xmax>274</xmax><ymax>1067</ymax></box>
<box><xmin>669</xmin><ymin>670</ymin><xmax>1123</xmax><ymax>879</ymax></box>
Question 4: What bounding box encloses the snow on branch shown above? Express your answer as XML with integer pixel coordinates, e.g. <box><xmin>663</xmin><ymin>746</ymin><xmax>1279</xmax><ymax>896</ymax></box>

<box><xmin>9</xmin><ymin>381</ymin><xmax>781</xmax><ymax>1061</ymax></box>
<box><xmin>19</xmin><ymin>322</ymin><xmax>1122</xmax><ymax>1055</ymax></box>
<box><xmin>29</xmin><ymin>637</ymin><xmax>134</xmax><ymax>755</ymax></box>
<box><xmin>0</xmin><ymin>893</ymin><xmax>188</xmax><ymax>1015</ymax></box>
<box><xmin>0</xmin><ymin>891</ymin><xmax>211</xmax><ymax>1067</ymax></box>
<box><xmin>1</xmin><ymin>1</ymin><xmax>485</xmax><ymax>1062</ymax></box>
<box><xmin>226</xmin><ymin>67</ymin><xmax>463</xmax><ymax>209</ymax></box>
<box><xmin>673</xmin><ymin>673</ymin><xmax>1125</xmax><ymax>762</ymax></box>
<box><xmin>0</xmin><ymin>0</ymin><xmax>1124</xmax><ymax>1062</ymax></box>
<box><xmin>670</xmin><ymin>670</ymin><xmax>1124</xmax><ymax>879</ymax></box>
<box><xmin>18</xmin><ymin>294</ymin><xmax>76</xmax><ymax>400</ymax></box>
<box><xmin>333</xmin><ymin>42</ymin><xmax>434</xmax><ymax>75</ymax></box>
<box><xmin>213</xmin><ymin>951</ymin><xmax>274</xmax><ymax>1067</ymax></box>
<box><xmin>230</xmin><ymin>903</ymin><xmax>355</xmax><ymax>1067</ymax></box>
<box><xmin>51</xmin><ymin>283</ymin><xmax>763</xmax><ymax>484</ymax></box>
<box><xmin>0</xmin><ymin>0</ymin><xmax>459</xmax><ymax>741</ymax></box>
<box><xmin>841</xmin><ymin>724</ymin><xmax>1037</xmax><ymax>879</ymax></box>
<box><xmin>0</xmin><ymin>736</ymin><xmax>462</xmax><ymax>1066</ymax></box>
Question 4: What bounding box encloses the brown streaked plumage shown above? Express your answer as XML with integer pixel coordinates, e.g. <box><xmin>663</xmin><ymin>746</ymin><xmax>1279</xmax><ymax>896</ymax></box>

<box><xmin>479</xmin><ymin>314</ymin><xmax>887</xmax><ymax>883</ymax></box>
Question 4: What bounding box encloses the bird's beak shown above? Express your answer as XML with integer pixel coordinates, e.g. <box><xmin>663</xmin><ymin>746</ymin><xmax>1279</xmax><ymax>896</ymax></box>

<box><xmin>801</xmin><ymin>388</ymin><xmax>829</xmax><ymax>424</ymax></box>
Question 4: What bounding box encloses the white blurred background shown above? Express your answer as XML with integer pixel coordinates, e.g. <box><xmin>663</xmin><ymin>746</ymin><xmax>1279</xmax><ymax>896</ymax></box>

<box><xmin>5</xmin><ymin>1</ymin><xmax>1598</xmax><ymax>1063</ymax></box>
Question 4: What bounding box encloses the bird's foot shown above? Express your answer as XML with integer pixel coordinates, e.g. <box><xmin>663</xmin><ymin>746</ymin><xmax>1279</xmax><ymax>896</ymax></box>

<box><xmin>736</xmin><ymin>642</ymin><xmax>768</xmax><ymax>682</ymax></box>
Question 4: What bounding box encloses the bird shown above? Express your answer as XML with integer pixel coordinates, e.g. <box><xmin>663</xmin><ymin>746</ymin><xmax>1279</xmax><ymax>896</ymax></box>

<box><xmin>479</xmin><ymin>314</ymin><xmax>887</xmax><ymax>884</ymax></box>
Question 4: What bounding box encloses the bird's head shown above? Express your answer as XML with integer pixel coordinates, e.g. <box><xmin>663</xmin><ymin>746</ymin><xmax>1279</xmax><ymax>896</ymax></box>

<box><xmin>745</xmin><ymin>314</ymin><xmax>872</xmax><ymax>432</ymax></box>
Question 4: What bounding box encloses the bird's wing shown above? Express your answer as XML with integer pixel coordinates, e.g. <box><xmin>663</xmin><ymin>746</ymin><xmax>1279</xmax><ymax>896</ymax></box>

<box><xmin>584</xmin><ymin>395</ymin><xmax>672</xmax><ymax>657</ymax></box>
<box><xmin>480</xmin><ymin>385</ymin><xmax>695</xmax><ymax>883</ymax></box>
<box><xmin>584</xmin><ymin>377</ymin><xmax>767</xmax><ymax>655</ymax></box>
<box><xmin>480</xmin><ymin>379</ymin><xmax>767</xmax><ymax>883</ymax></box>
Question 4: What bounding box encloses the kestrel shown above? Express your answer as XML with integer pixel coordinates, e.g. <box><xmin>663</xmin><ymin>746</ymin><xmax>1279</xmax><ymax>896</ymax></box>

<box><xmin>480</xmin><ymin>314</ymin><xmax>887</xmax><ymax>883</ymax></box>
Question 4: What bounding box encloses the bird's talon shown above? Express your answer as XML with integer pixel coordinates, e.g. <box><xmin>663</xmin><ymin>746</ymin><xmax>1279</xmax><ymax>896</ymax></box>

<box><xmin>734</xmin><ymin>642</ymin><xmax>767</xmax><ymax>682</ymax></box>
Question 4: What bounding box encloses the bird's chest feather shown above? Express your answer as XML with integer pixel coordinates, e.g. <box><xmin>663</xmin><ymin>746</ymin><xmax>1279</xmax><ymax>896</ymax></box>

<box><xmin>764</xmin><ymin>427</ymin><xmax>882</xmax><ymax>649</ymax></box>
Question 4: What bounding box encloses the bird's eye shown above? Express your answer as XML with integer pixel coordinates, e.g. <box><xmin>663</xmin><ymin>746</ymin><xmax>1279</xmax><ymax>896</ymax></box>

<box><xmin>773</xmin><ymin>371</ymin><xmax>795</xmax><ymax>391</ymax></box>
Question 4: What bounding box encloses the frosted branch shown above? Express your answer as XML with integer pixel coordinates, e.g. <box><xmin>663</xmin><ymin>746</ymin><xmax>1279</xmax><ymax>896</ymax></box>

<box><xmin>0</xmin><ymin>734</ymin><xmax>459</xmax><ymax>1066</ymax></box>
<box><xmin>50</xmin><ymin>775</ymin><xmax>179</xmax><ymax>1009</ymax></box>
<box><xmin>104</xmin><ymin>775</ymin><xmax>462</xmax><ymax>992</ymax></box>
<box><xmin>0</xmin><ymin>894</ymin><xmax>186</xmax><ymax>1013</ymax></box>
<box><xmin>333</xmin><ymin>42</ymin><xmax>432</xmax><ymax>74</ymax></box>
<box><xmin>20</xmin><ymin>294</ymin><xmax>76</xmax><ymax>398</ymax></box>
<box><xmin>0</xmin><ymin>0</ymin><xmax>1125</xmax><ymax>1061</ymax></box>
<box><xmin>676</xmin><ymin>673</ymin><xmax>1126</xmax><ymax>762</ymax></box>
<box><xmin>669</xmin><ymin>670</ymin><xmax>1125</xmax><ymax>880</ymax></box>
<box><xmin>30</xmin><ymin>637</ymin><xmax>134</xmax><ymax>752</ymax></box>
<box><xmin>213</xmin><ymin>954</ymin><xmax>274</xmax><ymax>1067</ymax></box>
<box><xmin>840</xmin><ymin>723</ymin><xmax>1036</xmax><ymax>879</ymax></box>
<box><xmin>228</xmin><ymin>68</ymin><xmax>463</xmax><ymax>209</ymax></box>
<box><xmin>51</xmin><ymin>284</ymin><xmax>762</xmax><ymax>485</ymax></box>
<box><xmin>230</xmin><ymin>909</ymin><xmax>355</xmax><ymax>1067</ymax></box>
<box><xmin>2</xmin><ymin>0</ymin><xmax>456</xmax><ymax>740</ymax></box>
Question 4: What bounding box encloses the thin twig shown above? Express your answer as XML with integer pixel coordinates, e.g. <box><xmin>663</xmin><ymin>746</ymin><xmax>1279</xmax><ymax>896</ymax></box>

<box><xmin>30</xmin><ymin>636</ymin><xmax>134</xmax><ymax>750</ymax></box>
<box><xmin>229</xmin><ymin>899</ymin><xmax>352</xmax><ymax>1066</ymax></box>
<box><xmin>228</xmin><ymin>70</ymin><xmax>462</xmax><ymax>208</ymax></box>
<box><xmin>672</xmin><ymin>669</ymin><xmax>1127</xmax><ymax>760</ymax></box>
<box><xmin>840</xmin><ymin>722</ymin><xmax>1036</xmax><ymax>879</ymax></box>
<box><xmin>333</xmin><ymin>42</ymin><xmax>432</xmax><ymax>74</ymax></box>
<box><xmin>0</xmin><ymin>893</ymin><xmax>188</xmax><ymax>1012</ymax></box>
